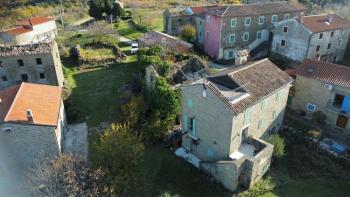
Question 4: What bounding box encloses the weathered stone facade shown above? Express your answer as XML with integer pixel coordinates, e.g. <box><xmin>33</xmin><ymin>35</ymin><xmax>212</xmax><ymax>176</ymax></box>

<box><xmin>271</xmin><ymin>14</ymin><xmax>350</xmax><ymax>63</ymax></box>
<box><xmin>0</xmin><ymin>41</ymin><xmax>64</xmax><ymax>89</ymax></box>
<box><xmin>291</xmin><ymin>75</ymin><xmax>350</xmax><ymax>134</ymax></box>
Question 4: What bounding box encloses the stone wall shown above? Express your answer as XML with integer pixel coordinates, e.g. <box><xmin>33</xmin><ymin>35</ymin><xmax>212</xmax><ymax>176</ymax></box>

<box><xmin>271</xmin><ymin>19</ymin><xmax>311</xmax><ymax>62</ymax></box>
<box><xmin>230</xmin><ymin>84</ymin><xmax>291</xmax><ymax>153</ymax></box>
<box><xmin>291</xmin><ymin>76</ymin><xmax>350</xmax><ymax>133</ymax></box>
<box><xmin>182</xmin><ymin>84</ymin><xmax>235</xmax><ymax>161</ymax></box>
<box><xmin>306</xmin><ymin>28</ymin><xmax>350</xmax><ymax>63</ymax></box>
<box><xmin>200</xmin><ymin>158</ymin><xmax>245</xmax><ymax>192</ymax></box>
<box><xmin>0</xmin><ymin>42</ymin><xmax>64</xmax><ymax>89</ymax></box>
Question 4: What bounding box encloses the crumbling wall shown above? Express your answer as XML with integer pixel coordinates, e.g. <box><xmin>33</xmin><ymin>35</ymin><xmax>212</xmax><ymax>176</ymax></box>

<box><xmin>200</xmin><ymin>158</ymin><xmax>245</xmax><ymax>192</ymax></box>
<box><xmin>169</xmin><ymin>56</ymin><xmax>209</xmax><ymax>83</ymax></box>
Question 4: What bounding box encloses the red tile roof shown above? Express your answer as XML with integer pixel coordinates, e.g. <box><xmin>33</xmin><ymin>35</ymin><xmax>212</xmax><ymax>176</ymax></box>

<box><xmin>191</xmin><ymin>5</ymin><xmax>218</xmax><ymax>14</ymax></box>
<box><xmin>16</xmin><ymin>16</ymin><xmax>54</xmax><ymax>26</ymax></box>
<box><xmin>296</xmin><ymin>59</ymin><xmax>350</xmax><ymax>88</ymax></box>
<box><xmin>0</xmin><ymin>83</ymin><xmax>62</xmax><ymax>126</ymax></box>
<box><xmin>2</xmin><ymin>26</ymin><xmax>32</xmax><ymax>36</ymax></box>
<box><xmin>298</xmin><ymin>14</ymin><xmax>350</xmax><ymax>33</ymax></box>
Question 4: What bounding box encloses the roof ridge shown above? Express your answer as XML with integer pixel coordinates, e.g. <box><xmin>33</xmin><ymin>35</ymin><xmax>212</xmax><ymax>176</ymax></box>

<box><xmin>228</xmin><ymin>58</ymin><xmax>268</xmax><ymax>75</ymax></box>
<box><xmin>4</xmin><ymin>83</ymin><xmax>24</xmax><ymax>122</ymax></box>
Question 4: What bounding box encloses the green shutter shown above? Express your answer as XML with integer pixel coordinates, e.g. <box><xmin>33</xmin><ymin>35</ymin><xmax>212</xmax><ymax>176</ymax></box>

<box><xmin>192</xmin><ymin>118</ymin><xmax>196</xmax><ymax>136</ymax></box>
<box><xmin>184</xmin><ymin>115</ymin><xmax>188</xmax><ymax>131</ymax></box>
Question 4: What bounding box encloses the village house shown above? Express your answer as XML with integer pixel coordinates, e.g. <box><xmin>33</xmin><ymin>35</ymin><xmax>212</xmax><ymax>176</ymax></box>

<box><xmin>179</xmin><ymin>58</ymin><xmax>293</xmax><ymax>191</ymax></box>
<box><xmin>0</xmin><ymin>41</ymin><xmax>64</xmax><ymax>89</ymax></box>
<box><xmin>291</xmin><ymin>59</ymin><xmax>350</xmax><ymax>134</ymax></box>
<box><xmin>271</xmin><ymin>13</ymin><xmax>350</xmax><ymax>63</ymax></box>
<box><xmin>163</xmin><ymin>5</ymin><xmax>218</xmax><ymax>46</ymax></box>
<box><xmin>0</xmin><ymin>82</ymin><xmax>66</xmax><ymax>196</ymax></box>
<box><xmin>138</xmin><ymin>31</ymin><xmax>193</xmax><ymax>54</ymax></box>
<box><xmin>204</xmin><ymin>2</ymin><xmax>306</xmax><ymax>61</ymax></box>
<box><xmin>0</xmin><ymin>16</ymin><xmax>57</xmax><ymax>45</ymax></box>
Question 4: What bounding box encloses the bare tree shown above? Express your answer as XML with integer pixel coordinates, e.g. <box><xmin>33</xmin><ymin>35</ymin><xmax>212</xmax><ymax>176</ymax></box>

<box><xmin>87</xmin><ymin>21</ymin><xmax>116</xmax><ymax>43</ymax></box>
<box><xmin>27</xmin><ymin>154</ymin><xmax>113</xmax><ymax>197</ymax></box>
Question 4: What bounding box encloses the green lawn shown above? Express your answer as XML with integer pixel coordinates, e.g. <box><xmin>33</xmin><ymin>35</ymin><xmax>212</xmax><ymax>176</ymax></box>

<box><xmin>143</xmin><ymin>147</ymin><xmax>230</xmax><ymax>197</ymax></box>
<box><xmin>115</xmin><ymin>20</ymin><xmax>146</xmax><ymax>40</ymax></box>
<box><xmin>63</xmin><ymin>55</ymin><xmax>138</xmax><ymax>127</ymax></box>
<box><xmin>80</xmin><ymin>48</ymin><xmax>115</xmax><ymax>61</ymax></box>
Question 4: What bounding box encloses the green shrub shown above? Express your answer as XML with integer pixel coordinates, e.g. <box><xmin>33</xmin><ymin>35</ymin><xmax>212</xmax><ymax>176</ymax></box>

<box><xmin>180</xmin><ymin>24</ymin><xmax>196</xmax><ymax>42</ymax></box>
<box><xmin>267</xmin><ymin>134</ymin><xmax>285</xmax><ymax>158</ymax></box>
<box><xmin>238</xmin><ymin>177</ymin><xmax>275</xmax><ymax>197</ymax></box>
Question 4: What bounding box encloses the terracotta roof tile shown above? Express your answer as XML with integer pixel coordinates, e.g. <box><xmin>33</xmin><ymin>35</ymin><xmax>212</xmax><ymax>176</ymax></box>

<box><xmin>2</xmin><ymin>26</ymin><xmax>32</xmax><ymax>36</ymax></box>
<box><xmin>0</xmin><ymin>83</ymin><xmax>62</xmax><ymax>126</ymax></box>
<box><xmin>298</xmin><ymin>14</ymin><xmax>350</xmax><ymax>33</ymax></box>
<box><xmin>138</xmin><ymin>31</ymin><xmax>193</xmax><ymax>54</ymax></box>
<box><xmin>296</xmin><ymin>59</ymin><xmax>350</xmax><ymax>88</ymax></box>
<box><xmin>207</xmin><ymin>2</ymin><xmax>306</xmax><ymax>17</ymax></box>
<box><xmin>16</xmin><ymin>16</ymin><xmax>54</xmax><ymax>26</ymax></box>
<box><xmin>202</xmin><ymin>59</ymin><xmax>293</xmax><ymax>114</ymax></box>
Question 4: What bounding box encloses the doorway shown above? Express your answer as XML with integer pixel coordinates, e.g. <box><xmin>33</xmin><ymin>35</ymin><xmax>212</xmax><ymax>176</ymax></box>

<box><xmin>336</xmin><ymin>115</ymin><xmax>348</xmax><ymax>129</ymax></box>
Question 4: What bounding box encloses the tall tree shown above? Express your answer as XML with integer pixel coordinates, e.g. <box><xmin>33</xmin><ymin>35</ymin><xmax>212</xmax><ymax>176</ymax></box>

<box><xmin>89</xmin><ymin>0</ymin><xmax>103</xmax><ymax>19</ymax></box>
<box><xmin>92</xmin><ymin>124</ymin><xmax>145</xmax><ymax>195</ymax></box>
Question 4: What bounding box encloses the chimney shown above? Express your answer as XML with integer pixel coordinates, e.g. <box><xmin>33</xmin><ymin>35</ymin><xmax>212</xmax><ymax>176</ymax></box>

<box><xmin>26</xmin><ymin>109</ymin><xmax>34</xmax><ymax>122</ymax></box>
<box><xmin>300</xmin><ymin>16</ymin><xmax>304</xmax><ymax>24</ymax></box>
<box><xmin>327</xmin><ymin>12</ymin><xmax>334</xmax><ymax>23</ymax></box>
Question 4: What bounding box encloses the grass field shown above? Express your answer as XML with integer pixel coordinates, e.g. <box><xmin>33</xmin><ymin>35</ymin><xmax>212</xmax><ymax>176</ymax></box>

<box><xmin>63</xmin><ymin>55</ymin><xmax>138</xmax><ymax>127</ymax></box>
<box><xmin>115</xmin><ymin>8</ymin><xmax>163</xmax><ymax>40</ymax></box>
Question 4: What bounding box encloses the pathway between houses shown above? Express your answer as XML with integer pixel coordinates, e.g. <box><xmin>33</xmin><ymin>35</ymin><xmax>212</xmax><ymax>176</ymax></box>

<box><xmin>64</xmin><ymin>123</ymin><xmax>89</xmax><ymax>159</ymax></box>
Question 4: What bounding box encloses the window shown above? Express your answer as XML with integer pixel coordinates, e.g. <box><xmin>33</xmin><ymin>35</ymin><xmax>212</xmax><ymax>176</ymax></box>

<box><xmin>36</xmin><ymin>58</ymin><xmax>42</xmax><ymax>65</ymax></box>
<box><xmin>21</xmin><ymin>74</ymin><xmax>28</xmax><ymax>82</ymax></box>
<box><xmin>284</xmin><ymin>14</ymin><xmax>290</xmax><ymax>20</ymax></box>
<box><xmin>333</xmin><ymin>94</ymin><xmax>345</xmax><ymax>108</ymax></box>
<box><xmin>306</xmin><ymin>103</ymin><xmax>317</xmax><ymax>112</ymax></box>
<box><xmin>17</xmin><ymin>59</ymin><xmax>24</xmax><ymax>66</ymax></box>
<box><xmin>178</xmin><ymin>19</ymin><xmax>182</xmax><ymax>22</ymax></box>
<box><xmin>338</xmin><ymin>39</ymin><xmax>342</xmax><ymax>48</ymax></box>
<box><xmin>333</xmin><ymin>56</ymin><xmax>337</xmax><ymax>63</ymax></box>
<box><xmin>0</xmin><ymin>61</ymin><xmax>3</xmax><ymax>67</ymax></box>
<box><xmin>327</xmin><ymin>43</ymin><xmax>331</xmax><ymax>49</ymax></box>
<box><xmin>283</xmin><ymin>26</ymin><xmax>288</xmax><ymax>33</ymax></box>
<box><xmin>261</xmin><ymin>100</ymin><xmax>266</xmax><ymax>110</ymax></box>
<box><xmin>206</xmin><ymin>16</ymin><xmax>211</xmax><ymax>23</ymax></box>
<box><xmin>281</xmin><ymin>39</ymin><xmax>286</xmax><ymax>46</ymax></box>
<box><xmin>256</xmin><ymin>31</ymin><xmax>262</xmax><ymax>39</ymax></box>
<box><xmin>319</xmin><ymin>33</ymin><xmax>323</xmax><ymax>39</ymax></box>
<box><xmin>199</xmin><ymin>21</ymin><xmax>203</xmax><ymax>26</ymax></box>
<box><xmin>206</xmin><ymin>31</ymin><xmax>209</xmax><ymax>38</ymax></box>
<box><xmin>258</xmin><ymin>16</ymin><xmax>265</xmax><ymax>25</ymax></box>
<box><xmin>258</xmin><ymin>119</ymin><xmax>263</xmax><ymax>129</ymax></box>
<box><xmin>243</xmin><ymin>108</ymin><xmax>250</xmax><ymax>125</ymax></box>
<box><xmin>243</xmin><ymin>32</ymin><xmax>249</xmax><ymax>41</ymax></box>
<box><xmin>229</xmin><ymin>34</ymin><xmax>236</xmax><ymax>43</ymax></box>
<box><xmin>271</xmin><ymin>15</ymin><xmax>278</xmax><ymax>23</ymax></box>
<box><xmin>2</xmin><ymin>76</ymin><xmax>7</xmax><ymax>81</ymax></box>
<box><xmin>189</xmin><ymin>117</ymin><xmax>196</xmax><ymax>136</ymax></box>
<box><xmin>39</xmin><ymin>73</ymin><xmax>45</xmax><ymax>79</ymax></box>
<box><xmin>331</xmin><ymin>31</ymin><xmax>335</xmax><ymax>37</ymax></box>
<box><xmin>245</xmin><ymin>17</ymin><xmax>251</xmax><ymax>26</ymax></box>
<box><xmin>316</xmin><ymin>45</ymin><xmax>320</xmax><ymax>52</ymax></box>
<box><xmin>231</xmin><ymin>18</ymin><xmax>237</xmax><ymax>27</ymax></box>
<box><xmin>228</xmin><ymin>50</ymin><xmax>234</xmax><ymax>58</ymax></box>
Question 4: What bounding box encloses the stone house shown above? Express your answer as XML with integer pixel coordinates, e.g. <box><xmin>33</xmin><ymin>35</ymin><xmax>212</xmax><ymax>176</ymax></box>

<box><xmin>138</xmin><ymin>31</ymin><xmax>193</xmax><ymax>54</ymax></box>
<box><xmin>180</xmin><ymin>58</ymin><xmax>293</xmax><ymax>191</ymax></box>
<box><xmin>0</xmin><ymin>16</ymin><xmax>57</xmax><ymax>45</ymax></box>
<box><xmin>204</xmin><ymin>2</ymin><xmax>306</xmax><ymax>61</ymax></box>
<box><xmin>163</xmin><ymin>5</ymin><xmax>218</xmax><ymax>45</ymax></box>
<box><xmin>0</xmin><ymin>41</ymin><xmax>64</xmax><ymax>89</ymax></box>
<box><xmin>0</xmin><ymin>82</ymin><xmax>66</xmax><ymax>196</ymax></box>
<box><xmin>291</xmin><ymin>59</ymin><xmax>350</xmax><ymax>134</ymax></box>
<box><xmin>271</xmin><ymin>13</ymin><xmax>350</xmax><ymax>63</ymax></box>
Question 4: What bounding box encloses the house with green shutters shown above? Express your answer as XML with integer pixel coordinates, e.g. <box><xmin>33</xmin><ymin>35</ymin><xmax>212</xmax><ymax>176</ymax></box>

<box><xmin>180</xmin><ymin>59</ymin><xmax>293</xmax><ymax>191</ymax></box>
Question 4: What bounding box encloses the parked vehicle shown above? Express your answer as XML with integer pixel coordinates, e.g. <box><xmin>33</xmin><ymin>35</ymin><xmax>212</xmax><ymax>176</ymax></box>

<box><xmin>130</xmin><ymin>42</ymin><xmax>139</xmax><ymax>54</ymax></box>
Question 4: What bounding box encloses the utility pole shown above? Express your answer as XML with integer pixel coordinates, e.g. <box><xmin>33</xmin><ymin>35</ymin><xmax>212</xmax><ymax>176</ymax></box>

<box><xmin>59</xmin><ymin>0</ymin><xmax>65</xmax><ymax>29</ymax></box>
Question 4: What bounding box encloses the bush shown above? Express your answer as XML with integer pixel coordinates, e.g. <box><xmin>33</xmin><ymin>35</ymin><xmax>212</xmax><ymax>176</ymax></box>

<box><xmin>267</xmin><ymin>134</ymin><xmax>285</xmax><ymax>159</ymax></box>
<box><xmin>237</xmin><ymin>177</ymin><xmax>275</xmax><ymax>197</ymax></box>
<box><xmin>180</xmin><ymin>24</ymin><xmax>196</xmax><ymax>42</ymax></box>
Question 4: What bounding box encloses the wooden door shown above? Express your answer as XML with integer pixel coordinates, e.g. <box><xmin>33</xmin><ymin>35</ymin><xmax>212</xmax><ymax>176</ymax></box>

<box><xmin>336</xmin><ymin>115</ymin><xmax>348</xmax><ymax>129</ymax></box>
